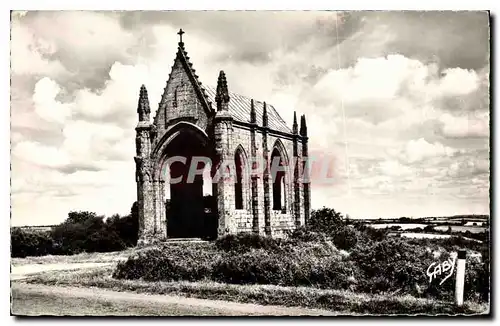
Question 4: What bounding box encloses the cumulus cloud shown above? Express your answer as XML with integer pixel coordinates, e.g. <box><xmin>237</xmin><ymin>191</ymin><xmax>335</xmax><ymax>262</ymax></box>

<box><xmin>403</xmin><ymin>138</ymin><xmax>456</xmax><ymax>163</ymax></box>
<box><xmin>439</xmin><ymin>112</ymin><xmax>489</xmax><ymax>138</ymax></box>
<box><xmin>378</xmin><ymin>160</ymin><xmax>413</xmax><ymax>177</ymax></box>
<box><xmin>10</xmin><ymin>18</ymin><xmax>68</xmax><ymax>77</ymax></box>
<box><xmin>438</xmin><ymin>68</ymin><xmax>480</xmax><ymax>96</ymax></box>
<box><xmin>447</xmin><ymin>158</ymin><xmax>490</xmax><ymax>179</ymax></box>
<box><xmin>33</xmin><ymin>77</ymin><xmax>73</xmax><ymax>123</ymax></box>
<box><xmin>14</xmin><ymin>141</ymin><xmax>70</xmax><ymax>168</ymax></box>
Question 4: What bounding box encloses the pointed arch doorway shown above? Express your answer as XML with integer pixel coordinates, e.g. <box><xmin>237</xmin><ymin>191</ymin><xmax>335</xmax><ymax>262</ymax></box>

<box><xmin>155</xmin><ymin>123</ymin><xmax>217</xmax><ymax>239</ymax></box>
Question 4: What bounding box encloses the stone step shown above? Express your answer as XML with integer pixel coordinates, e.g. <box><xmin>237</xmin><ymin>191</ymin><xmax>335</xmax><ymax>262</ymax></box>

<box><xmin>165</xmin><ymin>238</ymin><xmax>208</xmax><ymax>243</ymax></box>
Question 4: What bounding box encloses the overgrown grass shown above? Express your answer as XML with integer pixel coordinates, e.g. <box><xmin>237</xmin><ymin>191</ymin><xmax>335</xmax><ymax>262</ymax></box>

<box><xmin>11</xmin><ymin>248</ymin><xmax>136</xmax><ymax>266</ymax></box>
<box><xmin>112</xmin><ymin>233</ymin><xmax>489</xmax><ymax>303</ymax></box>
<box><xmin>24</xmin><ymin>266</ymin><xmax>488</xmax><ymax>315</ymax></box>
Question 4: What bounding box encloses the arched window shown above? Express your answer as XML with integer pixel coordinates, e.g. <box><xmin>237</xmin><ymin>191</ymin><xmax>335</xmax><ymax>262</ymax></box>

<box><xmin>173</xmin><ymin>85</ymin><xmax>179</xmax><ymax>107</ymax></box>
<box><xmin>271</xmin><ymin>148</ymin><xmax>286</xmax><ymax>211</ymax></box>
<box><xmin>234</xmin><ymin>150</ymin><xmax>244</xmax><ymax>209</ymax></box>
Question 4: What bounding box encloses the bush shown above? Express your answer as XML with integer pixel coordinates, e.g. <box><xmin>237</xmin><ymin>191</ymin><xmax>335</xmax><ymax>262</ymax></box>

<box><xmin>305</xmin><ymin>208</ymin><xmax>360</xmax><ymax>250</ymax></box>
<box><xmin>213</xmin><ymin>249</ymin><xmax>293</xmax><ymax>285</ymax></box>
<box><xmin>215</xmin><ymin>232</ymin><xmax>283</xmax><ymax>253</ymax></box>
<box><xmin>308</xmin><ymin>207</ymin><xmax>344</xmax><ymax>234</ymax></box>
<box><xmin>351</xmin><ymin>238</ymin><xmax>435</xmax><ymax>294</ymax></box>
<box><xmin>11</xmin><ymin>204</ymin><xmax>139</xmax><ymax>258</ymax></box>
<box><xmin>114</xmin><ymin>244</ymin><xmax>220</xmax><ymax>282</ymax></box>
<box><xmin>287</xmin><ymin>226</ymin><xmax>327</xmax><ymax>243</ymax></box>
<box><xmin>423</xmin><ymin>225</ymin><xmax>435</xmax><ymax>232</ymax></box>
<box><xmin>115</xmin><ymin>236</ymin><xmax>358</xmax><ymax>290</ymax></box>
<box><xmin>11</xmin><ymin>228</ymin><xmax>54</xmax><ymax>258</ymax></box>
<box><xmin>350</xmin><ymin>237</ymin><xmax>490</xmax><ymax>302</ymax></box>
<box><xmin>332</xmin><ymin>226</ymin><xmax>359</xmax><ymax>250</ymax></box>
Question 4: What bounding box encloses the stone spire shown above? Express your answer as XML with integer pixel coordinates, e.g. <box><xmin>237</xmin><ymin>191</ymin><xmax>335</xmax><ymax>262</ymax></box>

<box><xmin>215</xmin><ymin>70</ymin><xmax>230</xmax><ymax>111</ymax></box>
<box><xmin>250</xmin><ymin>99</ymin><xmax>256</xmax><ymax>123</ymax></box>
<box><xmin>137</xmin><ymin>84</ymin><xmax>150</xmax><ymax>122</ymax></box>
<box><xmin>262</xmin><ymin>102</ymin><xmax>268</xmax><ymax>128</ymax></box>
<box><xmin>292</xmin><ymin>111</ymin><xmax>298</xmax><ymax>135</ymax></box>
<box><xmin>300</xmin><ymin>114</ymin><xmax>308</xmax><ymax>137</ymax></box>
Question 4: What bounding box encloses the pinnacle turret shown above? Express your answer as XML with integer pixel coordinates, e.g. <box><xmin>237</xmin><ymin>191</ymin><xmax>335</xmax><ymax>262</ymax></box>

<box><xmin>300</xmin><ymin>114</ymin><xmax>308</xmax><ymax>137</ymax></box>
<box><xmin>292</xmin><ymin>111</ymin><xmax>298</xmax><ymax>134</ymax></box>
<box><xmin>137</xmin><ymin>84</ymin><xmax>150</xmax><ymax>122</ymax></box>
<box><xmin>250</xmin><ymin>99</ymin><xmax>256</xmax><ymax>123</ymax></box>
<box><xmin>215</xmin><ymin>70</ymin><xmax>230</xmax><ymax>111</ymax></box>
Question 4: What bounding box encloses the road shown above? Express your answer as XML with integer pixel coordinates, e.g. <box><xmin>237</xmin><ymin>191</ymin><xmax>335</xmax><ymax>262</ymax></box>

<box><xmin>11</xmin><ymin>282</ymin><xmax>337</xmax><ymax>316</ymax></box>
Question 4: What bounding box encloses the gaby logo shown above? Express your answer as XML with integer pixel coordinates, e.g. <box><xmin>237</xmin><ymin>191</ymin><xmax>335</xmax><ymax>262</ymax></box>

<box><xmin>426</xmin><ymin>255</ymin><xmax>457</xmax><ymax>286</ymax></box>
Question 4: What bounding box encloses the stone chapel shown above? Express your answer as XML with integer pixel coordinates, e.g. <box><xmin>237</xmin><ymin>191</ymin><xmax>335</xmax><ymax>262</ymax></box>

<box><xmin>134</xmin><ymin>30</ymin><xmax>311</xmax><ymax>245</ymax></box>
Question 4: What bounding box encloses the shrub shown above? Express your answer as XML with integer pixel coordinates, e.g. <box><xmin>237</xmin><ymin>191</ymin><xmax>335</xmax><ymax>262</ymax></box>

<box><xmin>332</xmin><ymin>225</ymin><xmax>359</xmax><ymax>250</ymax></box>
<box><xmin>215</xmin><ymin>232</ymin><xmax>283</xmax><ymax>253</ymax></box>
<box><xmin>115</xmin><ymin>237</ymin><xmax>358</xmax><ymax>290</ymax></box>
<box><xmin>10</xmin><ymin>228</ymin><xmax>54</xmax><ymax>258</ymax></box>
<box><xmin>51</xmin><ymin>211</ymin><xmax>129</xmax><ymax>254</ymax></box>
<box><xmin>113</xmin><ymin>244</ymin><xmax>220</xmax><ymax>282</ymax></box>
<box><xmin>308</xmin><ymin>207</ymin><xmax>344</xmax><ymax>234</ymax></box>
<box><xmin>213</xmin><ymin>245</ymin><xmax>359</xmax><ymax>289</ymax></box>
<box><xmin>11</xmin><ymin>204</ymin><xmax>139</xmax><ymax>258</ymax></box>
<box><xmin>213</xmin><ymin>249</ymin><xmax>293</xmax><ymax>285</ymax></box>
<box><xmin>286</xmin><ymin>226</ymin><xmax>326</xmax><ymax>243</ymax></box>
<box><xmin>423</xmin><ymin>225</ymin><xmax>434</xmax><ymax>232</ymax></box>
<box><xmin>350</xmin><ymin>237</ymin><xmax>490</xmax><ymax>302</ymax></box>
<box><xmin>351</xmin><ymin>238</ymin><xmax>434</xmax><ymax>294</ymax></box>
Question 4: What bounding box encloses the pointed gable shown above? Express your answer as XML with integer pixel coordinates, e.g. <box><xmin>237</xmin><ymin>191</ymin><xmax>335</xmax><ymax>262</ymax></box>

<box><xmin>153</xmin><ymin>41</ymin><xmax>214</xmax><ymax>136</ymax></box>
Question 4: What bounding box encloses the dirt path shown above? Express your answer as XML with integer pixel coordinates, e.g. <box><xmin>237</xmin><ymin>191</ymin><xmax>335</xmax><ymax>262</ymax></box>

<box><xmin>11</xmin><ymin>283</ymin><xmax>337</xmax><ymax>316</ymax></box>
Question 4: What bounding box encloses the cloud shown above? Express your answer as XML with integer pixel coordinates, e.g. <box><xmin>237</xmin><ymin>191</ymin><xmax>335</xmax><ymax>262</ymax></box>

<box><xmin>439</xmin><ymin>112</ymin><xmax>489</xmax><ymax>139</ymax></box>
<box><xmin>350</xmin><ymin>11</ymin><xmax>489</xmax><ymax>70</ymax></box>
<box><xmin>13</xmin><ymin>141</ymin><xmax>70</xmax><ymax>168</ymax></box>
<box><xmin>438</xmin><ymin>68</ymin><xmax>480</xmax><ymax>96</ymax></box>
<box><xmin>447</xmin><ymin>158</ymin><xmax>489</xmax><ymax>179</ymax></box>
<box><xmin>378</xmin><ymin>160</ymin><xmax>413</xmax><ymax>177</ymax></box>
<box><xmin>10</xmin><ymin>18</ymin><xmax>68</xmax><ymax>77</ymax></box>
<box><xmin>403</xmin><ymin>138</ymin><xmax>456</xmax><ymax>163</ymax></box>
<box><xmin>33</xmin><ymin>77</ymin><xmax>73</xmax><ymax>124</ymax></box>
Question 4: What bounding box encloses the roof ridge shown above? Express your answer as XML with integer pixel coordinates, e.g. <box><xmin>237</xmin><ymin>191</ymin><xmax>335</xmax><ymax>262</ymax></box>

<box><xmin>204</xmin><ymin>85</ymin><xmax>291</xmax><ymax>133</ymax></box>
<box><xmin>176</xmin><ymin>43</ymin><xmax>214</xmax><ymax>112</ymax></box>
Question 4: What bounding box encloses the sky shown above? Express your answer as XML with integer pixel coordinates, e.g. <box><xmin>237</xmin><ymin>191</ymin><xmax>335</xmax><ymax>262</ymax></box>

<box><xmin>10</xmin><ymin>11</ymin><xmax>490</xmax><ymax>226</ymax></box>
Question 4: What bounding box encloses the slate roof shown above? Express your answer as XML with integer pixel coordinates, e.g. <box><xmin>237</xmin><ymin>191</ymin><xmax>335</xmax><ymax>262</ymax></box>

<box><xmin>203</xmin><ymin>85</ymin><xmax>292</xmax><ymax>134</ymax></box>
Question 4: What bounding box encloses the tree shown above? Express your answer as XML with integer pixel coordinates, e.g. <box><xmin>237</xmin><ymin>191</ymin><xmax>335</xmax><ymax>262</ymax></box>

<box><xmin>66</xmin><ymin>211</ymin><xmax>99</xmax><ymax>224</ymax></box>
<box><xmin>309</xmin><ymin>207</ymin><xmax>344</xmax><ymax>234</ymax></box>
<box><xmin>423</xmin><ymin>225</ymin><xmax>434</xmax><ymax>232</ymax></box>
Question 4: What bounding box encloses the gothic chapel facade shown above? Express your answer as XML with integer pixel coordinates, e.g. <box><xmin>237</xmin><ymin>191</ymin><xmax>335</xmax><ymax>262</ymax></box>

<box><xmin>135</xmin><ymin>30</ymin><xmax>311</xmax><ymax>245</ymax></box>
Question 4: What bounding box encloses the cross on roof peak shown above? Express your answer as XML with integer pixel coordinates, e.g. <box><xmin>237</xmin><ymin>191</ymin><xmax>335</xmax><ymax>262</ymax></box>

<box><xmin>177</xmin><ymin>28</ymin><xmax>185</xmax><ymax>43</ymax></box>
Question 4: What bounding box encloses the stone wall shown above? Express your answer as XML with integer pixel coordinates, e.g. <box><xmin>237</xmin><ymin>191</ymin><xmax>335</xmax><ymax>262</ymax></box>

<box><xmin>224</xmin><ymin>125</ymin><xmax>305</xmax><ymax>236</ymax></box>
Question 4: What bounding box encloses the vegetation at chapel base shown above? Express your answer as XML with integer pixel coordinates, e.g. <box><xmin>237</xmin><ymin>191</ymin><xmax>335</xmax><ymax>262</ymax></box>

<box><xmin>11</xmin><ymin>203</ymin><xmax>139</xmax><ymax>258</ymax></box>
<box><xmin>12</xmin><ymin>204</ymin><xmax>489</xmax><ymax>312</ymax></box>
<box><xmin>113</xmin><ymin>207</ymin><xmax>490</xmax><ymax>305</ymax></box>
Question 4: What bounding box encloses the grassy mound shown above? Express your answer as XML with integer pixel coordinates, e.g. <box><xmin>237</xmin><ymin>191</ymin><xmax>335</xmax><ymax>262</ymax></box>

<box><xmin>113</xmin><ymin>232</ymin><xmax>489</xmax><ymax>303</ymax></box>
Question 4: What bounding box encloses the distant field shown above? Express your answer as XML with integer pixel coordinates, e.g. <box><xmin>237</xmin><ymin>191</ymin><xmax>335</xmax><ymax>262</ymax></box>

<box><xmin>370</xmin><ymin>223</ymin><xmax>427</xmax><ymax>230</ymax></box>
<box><xmin>434</xmin><ymin>226</ymin><xmax>487</xmax><ymax>233</ymax></box>
<box><xmin>398</xmin><ymin>233</ymin><xmax>451</xmax><ymax>239</ymax></box>
<box><xmin>367</xmin><ymin>223</ymin><xmax>488</xmax><ymax>234</ymax></box>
